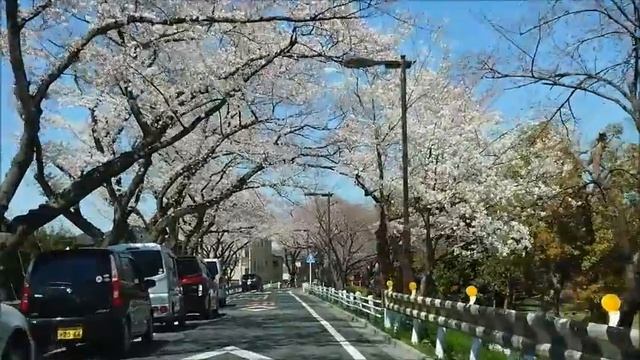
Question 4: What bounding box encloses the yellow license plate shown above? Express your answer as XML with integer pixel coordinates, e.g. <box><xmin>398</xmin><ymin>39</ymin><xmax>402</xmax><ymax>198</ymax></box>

<box><xmin>56</xmin><ymin>327</ymin><xmax>83</xmax><ymax>340</ymax></box>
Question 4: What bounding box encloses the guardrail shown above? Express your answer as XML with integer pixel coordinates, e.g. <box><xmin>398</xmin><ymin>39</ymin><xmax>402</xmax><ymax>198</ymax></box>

<box><xmin>306</xmin><ymin>283</ymin><xmax>640</xmax><ymax>359</ymax></box>
<box><xmin>307</xmin><ymin>284</ymin><xmax>383</xmax><ymax>318</ymax></box>
<box><xmin>226</xmin><ymin>284</ymin><xmax>243</xmax><ymax>295</ymax></box>
<box><xmin>384</xmin><ymin>290</ymin><xmax>640</xmax><ymax>360</ymax></box>
<box><xmin>264</xmin><ymin>281</ymin><xmax>281</xmax><ymax>290</ymax></box>
<box><xmin>226</xmin><ymin>281</ymin><xmax>281</xmax><ymax>295</ymax></box>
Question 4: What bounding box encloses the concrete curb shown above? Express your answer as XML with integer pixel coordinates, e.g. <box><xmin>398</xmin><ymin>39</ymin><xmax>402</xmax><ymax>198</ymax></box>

<box><xmin>301</xmin><ymin>290</ymin><xmax>432</xmax><ymax>360</ymax></box>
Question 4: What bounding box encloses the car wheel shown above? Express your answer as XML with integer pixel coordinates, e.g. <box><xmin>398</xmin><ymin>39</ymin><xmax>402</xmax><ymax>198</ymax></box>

<box><xmin>1</xmin><ymin>332</ymin><xmax>30</xmax><ymax>360</ymax></box>
<box><xmin>212</xmin><ymin>302</ymin><xmax>219</xmax><ymax>317</ymax></box>
<box><xmin>142</xmin><ymin>314</ymin><xmax>154</xmax><ymax>344</ymax></box>
<box><xmin>111</xmin><ymin>319</ymin><xmax>131</xmax><ymax>358</ymax></box>
<box><xmin>178</xmin><ymin>316</ymin><xmax>187</xmax><ymax>327</ymax></box>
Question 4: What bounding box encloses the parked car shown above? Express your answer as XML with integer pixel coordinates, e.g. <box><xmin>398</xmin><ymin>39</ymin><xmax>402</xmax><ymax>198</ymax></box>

<box><xmin>241</xmin><ymin>274</ymin><xmax>263</xmax><ymax>292</ymax></box>
<box><xmin>203</xmin><ymin>258</ymin><xmax>227</xmax><ymax>307</ymax></box>
<box><xmin>109</xmin><ymin>243</ymin><xmax>186</xmax><ymax>327</ymax></box>
<box><xmin>21</xmin><ymin>248</ymin><xmax>155</xmax><ymax>357</ymax></box>
<box><xmin>176</xmin><ymin>256</ymin><xmax>218</xmax><ymax>320</ymax></box>
<box><xmin>1</xmin><ymin>298</ymin><xmax>36</xmax><ymax>360</ymax></box>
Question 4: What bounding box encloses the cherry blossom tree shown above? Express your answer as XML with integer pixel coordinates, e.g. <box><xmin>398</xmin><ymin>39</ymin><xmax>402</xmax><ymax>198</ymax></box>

<box><xmin>280</xmin><ymin>197</ymin><xmax>376</xmax><ymax>289</ymax></box>
<box><xmin>0</xmin><ymin>0</ymin><xmax>401</xmax><ymax>254</ymax></box>
<box><xmin>333</xmin><ymin>63</ymin><xmax>569</xmax><ymax>295</ymax></box>
<box><xmin>480</xmin><ymin>0</ymin><xmax>640</xmax><ymax>326</ymax></box>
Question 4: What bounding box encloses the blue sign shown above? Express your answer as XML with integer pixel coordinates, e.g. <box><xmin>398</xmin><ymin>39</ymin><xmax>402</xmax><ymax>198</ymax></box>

<box><xmin>306</xmin><ymin>254</ymin><xmax>316</xmax><ymax>264</ymax></box>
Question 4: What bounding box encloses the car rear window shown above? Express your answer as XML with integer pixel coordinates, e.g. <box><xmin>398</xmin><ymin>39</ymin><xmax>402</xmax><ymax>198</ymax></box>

<box><xmin>30</xmin><ymin>252</ymin><xmax>110</xmax><ymax>290</ymax></box>
<box><xmin>129</xmin><ymin>250</ymin><xmax>164</xmax><ymax>278</ymax></box>
<box><xmin>242</xmin><ymin>274</ymin><xmax>256</xmax><ymax>280</ymax></box>
<box><xmin>205</xmin><ymin>261</ymin><xmax>219</xmax><ymax>277</ymax></box>
<box><xmin>177</xmin><ymin>258</ymin><xmax>201</xmax><ymax>276</ymax></box>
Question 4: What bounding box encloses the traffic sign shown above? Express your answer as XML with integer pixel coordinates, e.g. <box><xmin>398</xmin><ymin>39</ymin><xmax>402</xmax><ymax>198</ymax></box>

<box><xmin>306</xmin><ymin>254</ymin><xmax>316</xmax><ymax>264</ymax></box>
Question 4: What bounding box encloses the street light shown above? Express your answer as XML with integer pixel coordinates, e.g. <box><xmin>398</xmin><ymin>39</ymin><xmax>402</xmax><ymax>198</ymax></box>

<box><xmin>342</xmin><ymin>56</ymin><xmax>413</xmax><ymax>70</ymax></box>
<box><xmin>304</xmin><ymin>192</ymin><xmax>334</xmax><ymax>286</ymax></box>
<box><xmin>304</xmin><ymin>192</ymin><xmax>334</xmax><ymax>242</ymax></box>
<box><xmin>341</xmin><ymin>55</ymin><xmax>413</xmax><ymax>283</ymax></box>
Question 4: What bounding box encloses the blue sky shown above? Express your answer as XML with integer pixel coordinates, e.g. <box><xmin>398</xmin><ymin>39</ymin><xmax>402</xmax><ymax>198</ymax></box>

<box><xmin>1</xmin><ymin>1</ymin><xmax>638</xmax><ymax>233</ymax></box>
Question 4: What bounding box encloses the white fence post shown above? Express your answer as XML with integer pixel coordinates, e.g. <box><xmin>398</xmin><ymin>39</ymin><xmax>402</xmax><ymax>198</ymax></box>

<box><xmin>409</xmin><ymin>282</ymin><xmax>421</xmax><ymax>345</ymax></box>
<box><xmin>384</xmin><ymin>308</ymin><xmax>392</xmax><ymax>329</ymax></box>
<box><xmin>435</xmin><ymin>327</ymin><xmax>446</xmax><ymax>359</ymax></box>
<box><xmin>383</xmin><ymin>281</ymin><xmax>394</xmax><ymax>330</ymax></box>
<box><xmin>469</xmin><ymin>337</ymin><xmax>482</xmax><ymax>360</ymax></box>
<box><xmin>466</xmin><ymin>286</ymin><xmax>480</xmax><ymax>360</ymax></box>
<box><xmin>411</xmin><ymin>319</ymin><xmax>420</xmax><ymax>344</ymax></box>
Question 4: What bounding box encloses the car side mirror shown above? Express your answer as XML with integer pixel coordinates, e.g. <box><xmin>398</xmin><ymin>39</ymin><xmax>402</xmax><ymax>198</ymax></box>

<box><xmin>143</xmin><ymin>279</ymin><xmax>156</xmax><ymax>290</ymax></box>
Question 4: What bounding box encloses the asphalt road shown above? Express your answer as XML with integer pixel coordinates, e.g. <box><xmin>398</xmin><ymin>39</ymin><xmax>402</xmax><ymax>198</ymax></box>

<box><xmin>44</xmin><ymin>289</ymin><xmax>424</xmax><ymax>360</ymax></box>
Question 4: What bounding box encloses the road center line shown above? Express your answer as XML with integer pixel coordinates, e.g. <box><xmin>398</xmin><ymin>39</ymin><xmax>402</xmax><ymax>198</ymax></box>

<box><xmin>289</xmin><ymin>291</ymin><xmax>366</xmax><ymax>360</ymax></box>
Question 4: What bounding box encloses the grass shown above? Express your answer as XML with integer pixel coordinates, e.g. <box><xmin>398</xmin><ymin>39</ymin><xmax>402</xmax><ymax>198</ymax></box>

<box><xmin>318</xmin><ymin>293</ymin><xmax>509</xmax><ymax>360</ymax></box>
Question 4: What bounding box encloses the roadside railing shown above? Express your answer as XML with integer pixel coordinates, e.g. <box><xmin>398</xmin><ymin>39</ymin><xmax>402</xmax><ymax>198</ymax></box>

<box><xmin>384</xmin><ymin>289</ymin><xmax>640</xmax><ymax>360</ymax></box>
<box><xmin>226</xmin><ymin>281</ymin><xmax>281</xmax><ymax>296</ymax></box>
<box><xmin>307</xmin><ymin>284</ymin><xmax>383</xmax><ymax>318</ymax></box>
<box><xmin>306</xmin><ymin>282</ymin><xmax>640</xmax><ymax>360</ymax></box>
<box><xmin>264</xmin><ymin>281</ymin><xmax>281</xmax><ymax>290</ymax></box>
<box><xmin>226</xmin><ymin>284</ymin><xmax>243</xmax><ymax>295</ymax></box>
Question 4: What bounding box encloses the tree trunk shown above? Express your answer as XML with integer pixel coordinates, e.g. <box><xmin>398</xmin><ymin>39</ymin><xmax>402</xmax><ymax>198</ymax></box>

<box><xmin>619</xmin><ymin>252</ymin><xmax>640</xmax><ymax>327</ymax></box>
<box><xmin>389</xmin><ymin>231</ymin><xmax>413</xmax><ymax>293</ymax></box>
<box><xmin>375</xmin><ymin>206</ymin><xmax>392</xmax><ymax>293</ymax></box>
<box><xmin>549</xmin><ymin>271</ymin><xmax>563</xmax><ymax>316</ymax></box>
<box><xmin>619</xmin><ymin>106</ymin><xmax>640</xmax><ymax>327</ymax></box>
<box><xmin>103</xmin><ymin>205</ymin><xmax>130</xmax><ymax>247</ymax></box>
<box><xmin>420</xmin><ymin>209</ymin><xmax>435</xmax><ymax>296</ymax></box>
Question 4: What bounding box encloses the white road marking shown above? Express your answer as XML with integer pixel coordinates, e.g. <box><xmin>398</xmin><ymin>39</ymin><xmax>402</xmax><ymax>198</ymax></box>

<box><xmin>289</xmin><ymin>291</ymin><xmax>366</xmax><ymax>360</ymax></box>
<box><xmin>182</xmin><ymin>346</ymin><xmax>272</xmax><ymax>360</ymax></box>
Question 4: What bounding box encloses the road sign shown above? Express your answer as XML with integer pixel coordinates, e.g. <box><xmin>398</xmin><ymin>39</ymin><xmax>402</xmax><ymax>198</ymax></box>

<box><xmin>182</xmin><ymin>346</ymin><xmax>272</xmax><ymax>360</ymax></box>
<box><xmin>306</xmin><ymin>254</ymin><xmax>316</xmax><ymax>264</ymax></box>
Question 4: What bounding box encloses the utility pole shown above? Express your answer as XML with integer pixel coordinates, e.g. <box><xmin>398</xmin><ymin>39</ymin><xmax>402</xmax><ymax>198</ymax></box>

<box><xmin>304</xmin><ymin>192</ymin><xmax>334</xmax><ymax>286</ymax></box>
<box><xmin>399</xmin><ymin>55</ymin><xmax>411</xmax><ymax>272</ymax></box>
<box><xmin>342</xmin><ymin>55</ymin><xmax>414</xmax><ymax>291</ymax></box>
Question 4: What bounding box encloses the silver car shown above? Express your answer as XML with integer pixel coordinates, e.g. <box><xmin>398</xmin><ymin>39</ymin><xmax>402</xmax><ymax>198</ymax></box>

<box><xmin>0</xmin><ymin>302</ymin><xmax>36</xmax><ymax>360</ymax></box>
<box><xmin>108</xmin><ymin>243</ymin><xmax>186</xmax><ymax>327</ymax></box>
<box><xmin>204</xmin><ymin>258</ymin><xmax>227</xmax><ymax>307</ymax></box>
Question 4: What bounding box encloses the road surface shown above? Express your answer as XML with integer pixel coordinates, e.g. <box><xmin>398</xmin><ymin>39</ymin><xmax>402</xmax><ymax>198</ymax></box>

<box><xmin>44</xmin><ymin>289</ymin><xmax>424</xmax><ymax>360</ymax></box>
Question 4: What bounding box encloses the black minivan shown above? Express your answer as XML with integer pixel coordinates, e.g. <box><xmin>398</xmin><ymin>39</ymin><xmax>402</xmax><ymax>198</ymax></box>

<box><xmin>20</xmin><ymin>248</ymin><xmax>155</xmax><ymax>356</ymax></box>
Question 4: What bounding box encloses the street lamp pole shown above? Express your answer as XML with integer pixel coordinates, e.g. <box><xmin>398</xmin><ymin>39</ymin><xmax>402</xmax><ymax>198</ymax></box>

<box><xmin>342</xmin><ymin>55</ymin><xmax>413</xmax><ymax>288</ymax></box>
<box><xmin>304</xmin><ymin>192</ymin><xmax>334</xmax><ymax>286</ymax></box>
<box><xmin>399</xmin><ymin>55</ymin><xmax>411</xmax><ymax>263</ymax></box>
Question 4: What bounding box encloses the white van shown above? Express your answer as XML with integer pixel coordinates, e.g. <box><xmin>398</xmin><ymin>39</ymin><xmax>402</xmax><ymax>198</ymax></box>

<box><xmin>203</xmin><ymin>259</ymin><xmax>227</xmax><ymax>307</ymax></box>
<box><xmin>109</xmin><ymin>243</ymin><xmax>186</xmax><ymax>326</ymax></box>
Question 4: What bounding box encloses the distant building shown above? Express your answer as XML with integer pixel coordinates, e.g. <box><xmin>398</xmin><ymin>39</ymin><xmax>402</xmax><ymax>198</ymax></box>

<box><xmin>232</xmin><ymin>239</ymin><xmax>283</xmax><ymax>283</ymax></box>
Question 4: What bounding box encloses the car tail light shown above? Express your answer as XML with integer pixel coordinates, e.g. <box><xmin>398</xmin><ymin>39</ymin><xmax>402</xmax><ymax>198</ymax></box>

<box><xmin>159</xmin><ymin>305</ymin><xmax>169</xmax><ymax>314</ymax></box>
<box><xmin>180</xmin><ymin>274</ymin><xmax>205</xmax><ymax>286</ymax></box>
<box><xmin>110</xmin><ymin>255</ymin><xmax>123</xmax><ymax>307</ymax></box>
<box><xmin>19</xmin><ymin>281</ymin><xmax>30</xmax><ymax>313</ymax></box>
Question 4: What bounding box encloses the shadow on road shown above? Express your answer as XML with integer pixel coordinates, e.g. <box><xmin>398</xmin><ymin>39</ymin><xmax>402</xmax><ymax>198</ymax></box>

<box><xmin>42</xmin><ymin>315</ymin><xmax>227</xmax><ymax>359</ymax></box>
<box><xmin>43</xmin><ymin>338</ymin><xmax>172</xmax><ymax>360</ymax></box>
<box><xmin>163</xmin><ymin>297</ymin><xmax>381</xmax><ymax>360</ymax></box>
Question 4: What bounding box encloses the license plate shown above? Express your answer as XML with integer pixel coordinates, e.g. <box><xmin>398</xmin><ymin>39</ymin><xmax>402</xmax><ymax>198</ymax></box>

<box><xmin>57</xmin><ymin>327</ymin><xmax>83</xmax><ymax>340</ymax></box>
